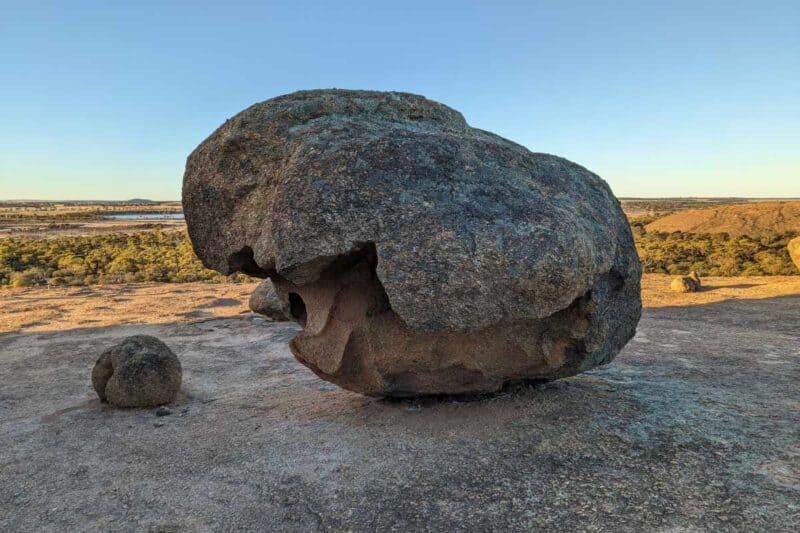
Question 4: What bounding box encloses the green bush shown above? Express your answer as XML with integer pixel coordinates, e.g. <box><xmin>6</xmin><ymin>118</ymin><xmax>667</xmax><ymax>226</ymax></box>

<box><xmin>635</xmin><ymin>230</ymin><xmax>797</xmax><ymax>276</ymax></box>
<box><xmin>9</xmin><ymin>267</ymin><xmax>48</xmax><ymax>288</ymax></box>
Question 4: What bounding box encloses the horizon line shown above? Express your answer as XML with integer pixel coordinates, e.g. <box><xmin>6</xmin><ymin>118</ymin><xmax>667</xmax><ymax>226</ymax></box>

<box><xmin>3</xmin><ymin>196</ymin><xmax>800</xmax><ymax>203</ymax></box>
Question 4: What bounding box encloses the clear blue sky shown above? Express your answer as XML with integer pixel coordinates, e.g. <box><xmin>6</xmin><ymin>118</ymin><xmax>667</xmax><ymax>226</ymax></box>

<box><xmin>1</xmin><ymin>0</ymin><xmax>798</xmax><ymax>200</ymax></box>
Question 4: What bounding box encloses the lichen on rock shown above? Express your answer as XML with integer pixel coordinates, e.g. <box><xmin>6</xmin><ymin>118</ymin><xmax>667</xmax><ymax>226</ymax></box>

<box><xmin>183</xmin><ymin>89</ymin><xmax>642</xmax><ymax>396</ymax></box>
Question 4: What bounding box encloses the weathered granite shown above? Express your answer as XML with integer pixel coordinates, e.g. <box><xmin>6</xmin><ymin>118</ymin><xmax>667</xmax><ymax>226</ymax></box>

<box><xmin>183</xmin><ymin>89</ymin><xmax>642</xmax><ymax>395</ymax></box>
<box><xmin>2</xmin><ymin>293</ymin><xmax>800</xmax><ymax>531</ymax></box>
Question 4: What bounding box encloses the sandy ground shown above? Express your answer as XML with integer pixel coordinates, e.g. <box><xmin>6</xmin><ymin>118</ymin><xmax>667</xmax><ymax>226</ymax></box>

<box><xmin>641</xmin><ymin>274</ymin><xmax>800</xmax><ymax>307</ymax></box>
<box><xmin>0</xmin><ymin>282</ymin><xmax>259</xmax><ymax>334</ymax></box>
<box><xmin>1</xmin><ymin>275</ymin><xmax>799</xmax><ymax>530</ymax></box>
<box><xmin>2</xmin><ymin>274</ymin><xmax>799</xmax><ymax>335</ymax></box>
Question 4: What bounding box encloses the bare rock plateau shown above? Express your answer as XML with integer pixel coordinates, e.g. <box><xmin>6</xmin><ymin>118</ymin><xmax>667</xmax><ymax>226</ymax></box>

<box><xmin>1</xmin><ymin>292</ymin><xmax>798</xmax><ymax>531</ymax></box>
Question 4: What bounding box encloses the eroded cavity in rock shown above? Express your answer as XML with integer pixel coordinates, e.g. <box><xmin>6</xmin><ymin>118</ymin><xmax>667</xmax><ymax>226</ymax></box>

<box><xmin>269</xmin><ymin>243</ymin><xmax>638</xmax><ymax>397</ymax></box>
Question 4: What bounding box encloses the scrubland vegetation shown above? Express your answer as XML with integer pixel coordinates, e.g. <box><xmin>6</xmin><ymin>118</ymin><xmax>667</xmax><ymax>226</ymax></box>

<box><xmin>0</xmin><ymin>230</ymin><xmax>246</xmax><ymax>288</ymax></box>
<box><xmin>630</xmin><ymin>215</ymin><xmax>798</xmax><ymax>276</ymax></box>
<box><xmin>634</xmin><ymin>230</ymin><xmax>797</xmax><ymax>276</ymax></box>
<box><xmin>1</xmin><ymin>222</ymin><xmax>797</xmax><ymax>288</ymax></box>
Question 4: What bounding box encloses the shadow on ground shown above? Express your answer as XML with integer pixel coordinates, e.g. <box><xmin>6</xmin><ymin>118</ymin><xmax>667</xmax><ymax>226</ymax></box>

<box><xmin>703</xmin><ymin>283</ymin><xmax>759</xmax><ymax>291</ymax></box>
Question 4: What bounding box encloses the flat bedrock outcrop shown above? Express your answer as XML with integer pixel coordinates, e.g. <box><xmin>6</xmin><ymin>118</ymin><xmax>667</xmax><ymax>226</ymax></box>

<box><xmin>183</xmin><ymin>89</ymin><xmax>642</xmax><ymax>395</ymax></box>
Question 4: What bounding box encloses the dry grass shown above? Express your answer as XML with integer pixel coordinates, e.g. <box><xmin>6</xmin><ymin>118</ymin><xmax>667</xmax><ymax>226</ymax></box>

<box><xmin>645</xmin><ymin>201</ymin><xmax>800</xmax><ymax>237</ymax></box>
<box><xmin>0</xmin><ymin>201</ymin><xmax>182</xmax><ymax>218</ymax></box>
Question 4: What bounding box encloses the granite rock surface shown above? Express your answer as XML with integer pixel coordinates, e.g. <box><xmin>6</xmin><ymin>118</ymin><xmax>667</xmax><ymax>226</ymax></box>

<box><xmin>183</xmin><ymin>89</ymin><xmax>642</xmax><ymax>395</ymax></box>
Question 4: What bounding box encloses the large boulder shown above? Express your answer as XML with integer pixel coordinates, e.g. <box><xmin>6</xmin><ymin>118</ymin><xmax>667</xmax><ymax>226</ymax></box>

<box><xmin>788</xmin><ymin>237</ymin><xmax>800</xmax><ymax>272</ymax></box>
<box><xmin>183</xmin><ymin>89</ymin><xmax>642</xmax><ymax>396</ymax></box>
<box><xmin>92</xmin><ymin>335</ymin><xmax>182</xmax><ymax>407</ymax></box>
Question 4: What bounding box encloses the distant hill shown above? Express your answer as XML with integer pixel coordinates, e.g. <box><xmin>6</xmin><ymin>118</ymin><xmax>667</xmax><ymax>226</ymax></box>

<box><xmin>125</xmin><ymin>198</ymin><xmax>156</xmax><ymax>204</ymax></box>
<box><xmin>645</xmin><ymin>201</ymin><xmax>800</xmax><ymax>237</ymax></box>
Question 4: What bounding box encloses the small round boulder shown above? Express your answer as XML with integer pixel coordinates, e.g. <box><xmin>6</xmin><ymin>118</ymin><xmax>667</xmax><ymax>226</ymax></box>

<box><xmin>92</xmin><ymin>335</ymin><xmax>182</xmax><ymax>407</ymax></box>
<box><xmin>249</xmin><ymin>279</ymin><xmax>290</xmax><ymax>320</ymax></box>
<box><xmin>670</xmin><ymin>276</ymin><xmax>699</xmax><ymax>293</ymax></box>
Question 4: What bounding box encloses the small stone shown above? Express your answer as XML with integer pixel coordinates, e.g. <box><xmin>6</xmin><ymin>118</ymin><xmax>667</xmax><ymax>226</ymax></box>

<box><xmin>155</xmin><ymin>406</ymin><xmax>172</xmax><ymax>417</ymax></box>
<box><xmin>92</xmin><ymin>335</ymin><xmax>181</xmax><ymax>408</ymax></box>
<box><xmin>248</xmin><ymin>280</ymin><xmax>290</xmax><ymax>320</ymax></box>
<box><xmin>670</xmin><ymin>276</ymin><xmax>699</xmax><ymax>293</ymax></box>
<box><xmin>788</xmin><ymin>236</ymin><xmax>800</xmax><ymax>272</ymax></box>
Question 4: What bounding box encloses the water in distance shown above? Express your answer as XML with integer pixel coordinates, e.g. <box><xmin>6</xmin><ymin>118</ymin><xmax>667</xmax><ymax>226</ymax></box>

<box><xmin>104</xmin><ymin>213</ymin><xmax>184</xmax><ymax>220</ymax></box>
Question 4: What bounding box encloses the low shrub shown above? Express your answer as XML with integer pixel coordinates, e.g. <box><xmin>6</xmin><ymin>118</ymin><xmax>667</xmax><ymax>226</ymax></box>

<box><xmin>635</xmin><ymin>230</ymin><xmax>797</xmax><ymax>276</ymax></box>
<box><xmin>0</xmin><ymin>230</ymin><xmax>244</xmax><ymax>288</ymax></box>
<box><xmin>1</xmin><ymin>227</ymin><xmax>796</xmax><ymax>289</ymax></box>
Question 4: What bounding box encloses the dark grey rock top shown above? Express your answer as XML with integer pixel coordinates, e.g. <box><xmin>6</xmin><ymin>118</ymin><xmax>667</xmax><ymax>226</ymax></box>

<box><xmin>183</xmin><ymin>89</ymin><xmax>640</xmax><ymax>333</ymax></box>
